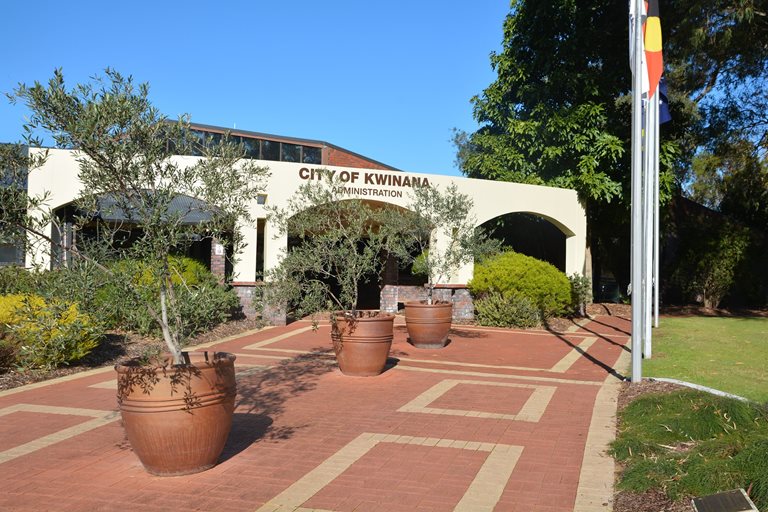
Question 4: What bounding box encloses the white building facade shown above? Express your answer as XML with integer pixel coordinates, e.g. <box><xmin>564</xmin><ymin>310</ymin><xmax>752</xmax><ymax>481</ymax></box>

<box><xmin>22</xmin><ymin>137</ymin><xmax>587</xmax><ymax>324</ymax></box>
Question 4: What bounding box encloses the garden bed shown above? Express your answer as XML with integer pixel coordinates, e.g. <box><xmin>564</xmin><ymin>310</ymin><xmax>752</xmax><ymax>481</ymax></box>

<box><xmin>0</xmin><ymin>317</ymin><xmax>263</xmax><ymax>391</ymax></box>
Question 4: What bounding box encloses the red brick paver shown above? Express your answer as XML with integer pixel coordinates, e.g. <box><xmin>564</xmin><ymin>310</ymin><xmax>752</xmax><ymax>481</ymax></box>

<box><xmin>0</xmin><ymin>314</ymin><xmax>630</xmax><ymax>511</ymax></box>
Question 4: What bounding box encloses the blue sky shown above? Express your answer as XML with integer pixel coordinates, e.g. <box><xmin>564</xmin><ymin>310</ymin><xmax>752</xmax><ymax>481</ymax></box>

<box><xmin>1</xmin><ymin>1</ymin><xmax>510</xmax><ymax>176</ymax></box>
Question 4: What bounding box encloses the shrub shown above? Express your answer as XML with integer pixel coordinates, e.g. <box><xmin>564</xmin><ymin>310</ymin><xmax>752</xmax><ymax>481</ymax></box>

<box><xmin>469</xmin><ymin>251</ymin><xmax>571</xmax><ymax>317</ymax></box>
<box><xmin>475</xmin><ymin>291</ymin><xmax>541</xmax><ymax>328</ymax></box>
<box><xmin>0</xmin><ymin>265</ymin><xmax>39</xmax><ymax>295</ymax></box>
<box><xmin>94</xmin><ymin>257</ymin><xmax>240</xmax><ymax>339</ymax></box>
<box><xmin>676</xmin><ymin>224</ymin><xmax>750</xmax><ymax>308</ymax></box>
<box><xmin>0</xmin><ymin>337</ymin><xmax>15</xmax><ymax>369</ymax></box>
<box><xmin>0</xmin><ymin>294</ymin><xmax>101</xmax><ymax>369</ymax></box>
<box><xmin>569</xmin><ymin>273</ymin><xmax>592</xmax><ymax>316</ymax></box>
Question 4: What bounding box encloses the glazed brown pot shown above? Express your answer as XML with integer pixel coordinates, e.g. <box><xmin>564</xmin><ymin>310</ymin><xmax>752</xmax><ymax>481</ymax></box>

<box><xmin>331</xmin><ymin>311</ymin><xmax>394</xmax><ymax>376</ymax></box>
<box><xmin>404</xmin><ymin>301</ymin><xmax>453</xmax><ymax>349</ymax></box>
<box><xmin>115</xmin><ymin>351</ymin><xmax>237</xmax><ymax>476</ymax></box>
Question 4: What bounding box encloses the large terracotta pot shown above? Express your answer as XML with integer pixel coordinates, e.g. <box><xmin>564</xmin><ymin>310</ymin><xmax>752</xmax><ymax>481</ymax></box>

<box><xmin>115</xmin><ymin>351</ymin><xmax>237</xmax><ymax>476</ymax></box>
<box><xmin>404</xmin><ymin>301</ymin><xmax>453</xmax><ymax>349</ymax></box>
<box><xmin>331</xmin><ymin>311</ymin><xmax>394</xmax><ymax>376</ymax></box>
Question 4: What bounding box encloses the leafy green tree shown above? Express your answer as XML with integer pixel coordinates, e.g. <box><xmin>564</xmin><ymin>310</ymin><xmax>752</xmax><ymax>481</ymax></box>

<box><xmin>456</xmin><ymin>0</ymin><xmax>768</xmax><ymax>288</ymax></box>
<box><xmin>1</xmin><ymin>69</ymin><xmax>269</xmax><ymax>363</ymax></box>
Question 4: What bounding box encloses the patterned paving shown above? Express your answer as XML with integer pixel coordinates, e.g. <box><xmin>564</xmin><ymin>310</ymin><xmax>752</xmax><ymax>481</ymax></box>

<box><xmin>0</xmin><ymin>314</ymin><xmax>630</xmax><ymax>511</ymax></box>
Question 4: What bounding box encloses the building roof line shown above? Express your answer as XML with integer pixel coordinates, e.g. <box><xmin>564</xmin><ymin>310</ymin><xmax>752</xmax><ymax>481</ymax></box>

<box><xmin>187</xmin><ymin>121</ymin><xmax>401</xmax><ymax>172</ymax></box>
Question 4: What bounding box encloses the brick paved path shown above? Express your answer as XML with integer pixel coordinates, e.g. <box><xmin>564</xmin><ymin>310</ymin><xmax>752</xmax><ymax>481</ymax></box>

<box><xmin>0</xmin><ymin>315</ymin><xmax>630</xmax><ymax>512</ymax></box>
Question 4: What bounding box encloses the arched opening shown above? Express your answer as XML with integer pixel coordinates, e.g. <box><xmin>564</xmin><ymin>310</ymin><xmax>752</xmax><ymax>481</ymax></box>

<box><xmin>285</xmin><ymin>199</ymin><xmax>419</xmax><ymax>311</ymax></box>
<box><xmin>480</xmin><ymin>212</ymin><xmax>568</xmax><ymax>272</ymax></box>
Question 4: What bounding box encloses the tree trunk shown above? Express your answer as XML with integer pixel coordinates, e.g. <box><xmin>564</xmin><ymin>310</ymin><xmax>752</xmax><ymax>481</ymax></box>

<box><xmin>159</xmin><ymin>279</ymin><xmax>182</xmax><ymax>364</ymax></box>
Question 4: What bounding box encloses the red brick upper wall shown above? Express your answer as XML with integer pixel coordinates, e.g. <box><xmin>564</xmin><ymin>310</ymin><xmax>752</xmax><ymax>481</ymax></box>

<box><xmin>326</xmin><ymin>147</ymin><xmax>393</xmax><ymax>170</ymax></box>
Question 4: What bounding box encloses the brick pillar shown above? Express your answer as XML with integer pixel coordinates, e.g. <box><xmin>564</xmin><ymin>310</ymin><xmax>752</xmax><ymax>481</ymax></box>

<box><xmin>210</xmin><ymin>238</ymin><xmax>226</xmax><ymax>283</ymax></box>
<box><xmin>380</xmin><ymin>285</ymin><xmax>398</xmax><ymax>313</ymax></box>
<box><xmin>451</xmin><ymin>288</ymin><xmax>474</xmax><ymax>324</ymax></box>
<box><xmin>262</xmin><ymin>303</ymin><xmax>287</xmax><ymax>326</ymax></box>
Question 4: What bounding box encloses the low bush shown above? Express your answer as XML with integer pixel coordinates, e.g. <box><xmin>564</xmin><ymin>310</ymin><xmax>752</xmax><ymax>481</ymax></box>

<box><xmin>95</xmin><ymin>256</ymin><xmax>240</xmax><ymax>339</ymax></box>
<box><xmin>569</xmin><ymin>273</ymin><xmax>592</xmax><ymax>316</ymax></box>
<box><xmin>469</xmin><ymin>251</ymin><xmax>571</xmax><ymax>317</ymax></box>
<box><xmin>474</xmin><ymin>291</ymin><xmax>541</xmax><ymax>328</ymax></box>
<box><xmin>0</xmin><ymin>294</ymin><xmax>101</xmax><ymax>370</ymax></box>
<box><xmin>0</xmin><ymin>265</ymin><xmax>39</xmax><ymax>295</ymax></box>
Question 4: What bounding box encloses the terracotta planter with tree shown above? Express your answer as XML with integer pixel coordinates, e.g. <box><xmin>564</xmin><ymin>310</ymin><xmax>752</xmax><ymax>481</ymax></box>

<box><xmin>392</xmin><ymin>184</ymin><xmax>499</xmax><ymax>348</ymax></box>
<box><xmin>264</xmin><ymin>177</ymin><xmax>403</xmax><ymax>376</ymax></box>
<box><xmin>5</xmin><ymin>69</ymin><xmax>268</xmax><ymax>475</ymax></box>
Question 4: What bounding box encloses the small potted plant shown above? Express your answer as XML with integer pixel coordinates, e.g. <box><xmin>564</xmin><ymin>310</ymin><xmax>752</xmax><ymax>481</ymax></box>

<box><xmin>7</xmin><ymin>69</ymin><xmax>268</xmax><ymax>475</ymax></box>
<box><xmin>264</xmin><ymin>177</ymin><xmax>403</xmax><ymax>376</ymax></box>
<box><xmin>392</xmin><ymin>184</ymin><xmax>498</xmax><ymax>348</ymax></box>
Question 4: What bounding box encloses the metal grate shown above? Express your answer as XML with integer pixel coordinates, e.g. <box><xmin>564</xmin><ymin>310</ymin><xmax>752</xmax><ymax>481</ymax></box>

<box><xmin>691</xmin><ymin>489</ymin><xmax>759</xmax><ymax>512</ymax></box>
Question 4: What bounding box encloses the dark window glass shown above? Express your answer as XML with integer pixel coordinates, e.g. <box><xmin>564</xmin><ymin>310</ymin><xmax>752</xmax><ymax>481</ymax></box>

<box><xmin>302</xmin><ymin>146</ymin><xmax>321</xmax><ymax>164</ymax></box>
<box><xmin>255</xmin><ymin>218</ymin><xmax>266</xmax><ymax>279</ymax></box>
<box><xmin>0</xmin><ymin>244</ymin><xmax>19</xmax><ymax>265</ymax></box>
<box><xmin>205</xmin><ymin>132</ymin><xmax>222</xmax><ymax>148</ymax></box>
<box><xmin>261</xmin><ymin>140</ymin><xmax>279</xmax><ymax>161</ymax></box>
<box><xmin>189</xmin><ymin>129</ymin><xmax>206</xmax><ymax>156</ymax></box>
<box><xmin>281</xmin><ymin>143</ymin><xmax>300</xmax><ymax>162</ymax></box>
<box><xmin>242</xmin><ymin>137</ymin><xmax>260</xmax><ymax>159</ymax></box>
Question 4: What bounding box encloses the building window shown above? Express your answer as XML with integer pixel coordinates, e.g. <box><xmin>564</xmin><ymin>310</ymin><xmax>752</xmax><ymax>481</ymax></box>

<box><xmin>255</xmin><ymin>218</ymin><xmax>266</xmax><ymax>279</ymax></box>
<box><xmin>281</xmin><ymin>143</ymin><xmax>300</xmax><ymax>163</ymax></box>
<box><xmin>261</xmin><ymin>140</ymin><xmax>280</xmax><ymax>161</ymax></box>
<box><xmin>0</xmin><ymin>243</ymin><xmax>21</xmax><ymax>266</ymax></box>
<box><xmin>302</xmin><ymin>146</ymin><xmax>321</xmax><ymax>164</ymax></box>
<box><xmin>242</xmin><ymin>137</ymin><xmax>260</xmax><ymax>159</ymax></box>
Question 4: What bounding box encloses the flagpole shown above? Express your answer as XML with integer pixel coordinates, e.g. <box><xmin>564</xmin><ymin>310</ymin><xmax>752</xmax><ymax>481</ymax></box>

<box><xmin>653</xmin><ymin>92</ymin><xmax>661</xmax><ymax>328</ymax></box>
<box><xmin>630</xmin><ymin>0</ymin><xmax>644</xmax><ymax>382</ymax></box>
<box><xmin>643</xmin><ymin>94</ymin><xmax>656</xmax><ymax>358</ymax></box>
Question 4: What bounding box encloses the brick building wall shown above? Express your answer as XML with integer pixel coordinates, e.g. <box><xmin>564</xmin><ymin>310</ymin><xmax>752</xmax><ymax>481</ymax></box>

<box><xmin>325</xmin><ymin>147</ymin><xmax>393</xmax><ymax>170</ymax></box>
<box><xmin>210</xmin><ymin>239</ymin><xmax>226</xmax><ymax>283</ymax></box>
<box><xmin>380</xmin><ymin>284</ymin><xmax>474</xmax><ymax>324</ymax></box>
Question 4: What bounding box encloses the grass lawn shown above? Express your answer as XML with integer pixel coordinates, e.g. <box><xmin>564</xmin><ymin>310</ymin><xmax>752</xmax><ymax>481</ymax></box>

<box><xmin>612</xmin><ymin>390</ymin><xmax>768</xmax><ymax>509</ymax></box>
<box><xmin>647</xmin><ymin>316</ymin><xmax>768</xmax><ymax>403</ymax></box>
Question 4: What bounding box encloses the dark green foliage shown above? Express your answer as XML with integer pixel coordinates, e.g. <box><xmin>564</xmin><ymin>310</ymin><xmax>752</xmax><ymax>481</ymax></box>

<box><xmin>457</xmin><ymin>1</ymin><xmax>768</xmax><ymax>306</ymax></box>
<box><xmin>0</xmin><ymin>338</ymin><xmax>15</xmax><ymax>369</ymax></box>
<box><xmin>95</xmin><ymin>257</ymin><xmax>240</xmax><ymax>339</ymax></box>
<box><xmin>0</xmin><ymin>258</ymin><xmax>237</xmax><ymax>343</ymax></box>
<box><xmin>612</xmin><ymin>390</ymin><xmax>768</xmax><ymax>508</ymax></box>
<box><xmin>671</xmin><ymin>213</ymin><xmax>751</xmax><ymax>308</ymax></box>
<box><xmin>469</xmin><ymin>251</ymin><xmax>571</xmax><ymax>317</ymax></box>
<box><xmin>0</xmin><ymin>265</ymin><xmax>39</xmax><ymax>295</ymax></box>
<box><xmin>474</xmin><ymin>291</ymin><xmax>541</xmax><ymax>328</ymax></box>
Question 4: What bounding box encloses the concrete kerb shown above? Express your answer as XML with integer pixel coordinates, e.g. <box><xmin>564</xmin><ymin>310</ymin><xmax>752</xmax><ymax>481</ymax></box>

<box><xmin>573</xmin><ymin>341</ymin><xmax>631</xmax><ymax>512</ymax></box>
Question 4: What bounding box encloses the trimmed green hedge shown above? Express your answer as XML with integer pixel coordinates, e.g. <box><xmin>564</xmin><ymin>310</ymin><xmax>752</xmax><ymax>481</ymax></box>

<box><xmin>469</xmin><ymin>251</ymin><xmax>571</xmax><ymax>318</ymax></box>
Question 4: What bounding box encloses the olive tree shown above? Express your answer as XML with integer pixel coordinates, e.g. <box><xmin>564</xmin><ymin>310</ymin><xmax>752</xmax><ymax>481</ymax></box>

<box><xmin>2</xmin><ymin>69</ymin><xmax>269</xmax><ymax>364</ymax></box>
<box><xmin>387</xmin><ymin>183</ymin><xmax>499</xmax><ymax>303</ymax></box>
<box><xmin>263</xmin><ymin>175</ymin><xmax>403</xmax><ymax>321</ymax></box>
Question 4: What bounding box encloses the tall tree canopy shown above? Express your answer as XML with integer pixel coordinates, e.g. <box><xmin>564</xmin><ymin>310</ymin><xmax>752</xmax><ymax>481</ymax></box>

<box><xmin>457</xmin><ymin>0</ymin><xmax>768</xmax><ymax>283</ymax></box>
